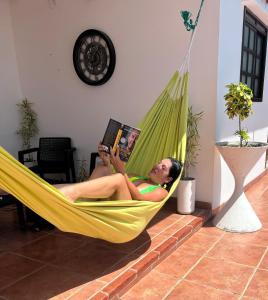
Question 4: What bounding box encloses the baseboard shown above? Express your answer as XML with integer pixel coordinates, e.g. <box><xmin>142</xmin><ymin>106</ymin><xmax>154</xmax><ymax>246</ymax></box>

<box><xmin>195</xmin><ymin>200</ymin><xmax>212</xmax><ymax>210</ymax></box>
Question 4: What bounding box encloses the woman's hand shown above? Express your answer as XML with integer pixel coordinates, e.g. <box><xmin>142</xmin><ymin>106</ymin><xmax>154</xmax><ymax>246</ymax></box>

<box><xmin>98</xmin><ymin>143</ymin><xmax>111</xmax><ymax>167</ymax></box>
<box><xmin>110</xmin><ymin>146</ymin><xmax>126</xmax><ymax>174</ymax></box>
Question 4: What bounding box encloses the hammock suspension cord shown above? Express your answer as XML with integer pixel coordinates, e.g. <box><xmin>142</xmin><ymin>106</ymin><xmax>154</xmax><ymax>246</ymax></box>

<box><xmin>179</xmin><ymin>0</ymin><xmax>205</xmax><ymax>74</ymax></box>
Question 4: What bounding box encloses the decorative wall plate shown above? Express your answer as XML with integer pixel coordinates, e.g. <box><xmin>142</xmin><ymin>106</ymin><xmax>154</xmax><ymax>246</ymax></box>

<box><xmin>73</xmin><ymin>29</ymin><xmax>116</xmax><ymax>86</ymax></box>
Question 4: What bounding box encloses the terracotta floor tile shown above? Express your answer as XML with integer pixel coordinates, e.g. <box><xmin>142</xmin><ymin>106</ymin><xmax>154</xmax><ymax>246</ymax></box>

<box><xmin>65</xmin><ymin>280</ymin><xmax>106</xmax><ymax>300</ymax></box>
<box><xmin>251</xmin><ymin>203</ymin><xmax>268</xmax><ymax>213</ymax></box>
<box><xmin>198</xmin><ymin>222</ymin><xmax>226</xmax><ymax>237</ymax></box>
<box><xmin>179</xmin><ymin>214</ymin><xmax>196</xmax><ymax>224</ymax></box>
<box><xmin>221</xmin><ymin>229</ymin><xmax>268</xmax><ymax>247</ymax></box>
<box><xmin>241</xmin><ymin>296</ymin><xmax>259</xmax><ymax>300</ymax></box>
<box><xmin>131</xmin><ymin>233</ymin><xmax>170</xmax><ymax>258</ymax></box>
<box><xmin>154</xmin><ymin>245</ymin><xmax>202</xmax><ymax>278</ymax></box>
<box><xmin>13</xmin><ymin>233</ymin><xmax>87</xmax><ymax>263</ymax></box>
<box><xmin>0</xmin><ymin>265</ymin><xmax>90</xmax><ymax>300</ymax></box>
<box><xmin>244</xmin><ymin>269</ymin><xmax>268</xmax><ymax>299</ymax></box>
<box><xmin>0</xmin><ymin>229</ymin><xmax>48</xmax><ymax>252</ymax></box>
<box><xmin>51</xmin><ymin>229</ymin><xmax>93</xmax><ymax>242</ymax></box>
<box><xmin>166</xmin><ymin>280</ymin><xmax>239</xmax><ymax>300</ymax></box>
<box><xmin>85</xmin><ymin>231</ymin><xmax>152</xmax><ymax>254</ymax></box>
<box><xmin>51</xmin><ymin>242</ymin><xmax>129</xmax><ymax>278</ymax></box>
<box><xmin>121</xmin><ymin>269</ymin><xmax>177</xmax><ymax>300</ymax></box>
<box><xmin>259</xmin><ymin>250</ymin><xmax>268</xmax><ymax>270</ymax></box>
<box><xmin>160</xmin><ymin>220</ymin><xmax>186</xmax><ymax>236</ymax></box>
<box><xmin>258</xmin><ymin>216</ymin><xmax>268</xmax><ymax>229</ymax></box>
<box><xmin>180</xmin><ymin>231</ymin><xmax>220</xmax><ymax>252</ymax></box>
<box><xmin>99</xmin><ymin>253</ymin><xmax>142</xmax><ymax>283</ymax></box>
<box><xmin>146</xmin><ymin>214</ymin><xmax>181</xmax><ymax>235</ymax></box>
<box><xmin>186</xmin><ymin>257</ymin><xmax>254</xmax><ymax>294</ymax></box>
<box><xmin>207</xmin><ymin>239</ymin><xmax>266</xmax><ymax>266</ymax></box>
<box><xmin>0</xmin><ymin>252</ymin><xmax>44</xmax><ymax>290</ymax></box>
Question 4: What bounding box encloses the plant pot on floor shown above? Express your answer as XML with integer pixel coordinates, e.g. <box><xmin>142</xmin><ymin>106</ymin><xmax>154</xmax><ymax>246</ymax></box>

<box><xmin>213</xmin><ymin>141</ymin><xmax>268</xmax><ymax>232</ymax></box>
<box><xmin>177</xmin><ymin>178</ymin><xmax>195</xmax><ymax>214</ymax></box>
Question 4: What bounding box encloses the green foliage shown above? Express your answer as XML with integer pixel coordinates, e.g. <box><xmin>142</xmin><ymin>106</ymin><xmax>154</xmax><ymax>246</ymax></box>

<box><xmin>16</xmin><ymin>98</ymin><xmax>39</xmax><ymax>150</ymax></box>
<box><xmin>77</xmin><ymin>159</ymin><xmax>89</xmax><ymax>182</ymax></box>
<box><xmin>234</xmin><ymin>130</ymin><xmax>250</xmax><ymax>146</ymax></box>
<box><xmin>182</xmin><ymin>106</ymin><xmax>204</xmax><ymax>179</ymax></box>
<box><xmin>224</xmin><ymin>82</ymin><xmax>253</xmax><ymax>147</ymax></box>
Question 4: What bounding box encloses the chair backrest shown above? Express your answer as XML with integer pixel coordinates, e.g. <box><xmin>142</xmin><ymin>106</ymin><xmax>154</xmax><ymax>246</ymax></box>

<box><xmin>38</xmin><ymin>137</ymin><xmax>72</xmax><ymax>163</ymax></box>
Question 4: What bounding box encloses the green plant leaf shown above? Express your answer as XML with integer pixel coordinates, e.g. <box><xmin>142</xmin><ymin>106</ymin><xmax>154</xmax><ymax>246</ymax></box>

<box><xmin>224</xmin><ymin>82</ymin><xmax>253</xmax><ymax>146</ymax></box>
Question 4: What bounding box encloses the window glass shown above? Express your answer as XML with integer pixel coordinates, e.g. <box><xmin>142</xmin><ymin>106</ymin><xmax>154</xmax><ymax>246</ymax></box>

<box><xmin>248</xmin><ymin>53</ymin><xmax>253</xmax><ymax>73</ymax></box>
<box><xmin>257</xmin><ymin>36</ymin><xmax>262</xmax><ymax>55</ymax></box>
<box><xmin>247</xmin><ymin>76</ymin><xmax>252</xmax><ymax>88</ymax></box>
<box><xmin>244</xmin><ymin>26</ymin><xmax>249</xmax><ymax>48</ymax></box>
<box><xmin>249</xmin><ymin>29</ymin><xmax>255</xmax><ymax>50</ymax></box>
<box><xmin>255</xmin><ymin>58</ymin><xmax>260</xmax><ymax>76</ymax></box>
<box><xmin>242</xmin><ymin>51</ymin><xmax>248</xmax><ymax>72</ymax></box>
<box><xmin>240</xmin><ymin>9</ymin><xmax>267</xmax><ymax>102</ymax></box>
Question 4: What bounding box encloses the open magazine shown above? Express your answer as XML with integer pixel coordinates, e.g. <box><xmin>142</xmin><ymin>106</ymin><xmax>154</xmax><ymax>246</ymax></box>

<box><xmin>102</xmin><ymin>118</ymin><xmax>141</xmax><ymax>162</ymax></box>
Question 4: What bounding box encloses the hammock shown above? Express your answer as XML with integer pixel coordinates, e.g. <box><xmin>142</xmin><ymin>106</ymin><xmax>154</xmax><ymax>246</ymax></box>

<box><xmin>0</xmin><ymin>0</ymin><xmax>206</xmax><ymax>242</ymax></box>
<box><xmin>0</xmin><ymin>71</ymin><xmax>188</xmax><ymax>243</ymax></box>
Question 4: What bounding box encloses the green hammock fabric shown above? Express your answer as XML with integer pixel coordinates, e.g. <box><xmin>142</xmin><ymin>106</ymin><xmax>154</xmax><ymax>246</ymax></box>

<box><xmin>0</xmin><ymin>70</ymin><xmax>188</xmax><ymax>243</ymax></box>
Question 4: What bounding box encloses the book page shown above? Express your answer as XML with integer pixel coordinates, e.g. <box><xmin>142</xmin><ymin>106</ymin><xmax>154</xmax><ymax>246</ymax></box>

<box><xmin>118</xmin><ymin>125</ymin><xmax>141</xmax><ymax>162</ymax></box>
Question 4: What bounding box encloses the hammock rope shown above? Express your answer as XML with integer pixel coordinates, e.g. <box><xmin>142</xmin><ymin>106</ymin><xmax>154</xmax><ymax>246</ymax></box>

<box><xmin>180</xmin><ymin>0</ymin><xmax>205</xmax><ymax>32</ymax></box>
<box><xmin>179</xmin><ymin>0</ymin><xmax>205</xmax><ymax>73</ymax></box>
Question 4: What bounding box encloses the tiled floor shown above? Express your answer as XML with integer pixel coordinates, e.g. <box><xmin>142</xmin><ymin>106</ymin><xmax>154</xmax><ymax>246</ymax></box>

<box><xmin>0</xmin><ymin>196</ymin><xmax>208</xmax><ymax>300</ymax></box>
<box><xmin>123</xmin><ymin>172</ymin><xmax>268</xmax><ymax>300</ymax></box>
<box><xmin>0</xmin><ymin>170</ymin><xmax>267</xmax><ymax>300</ymax></box>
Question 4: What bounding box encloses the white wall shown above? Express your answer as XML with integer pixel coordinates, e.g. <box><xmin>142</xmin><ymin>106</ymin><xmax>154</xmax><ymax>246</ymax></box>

<box><xmin>182</xmin><ymin>0</ymin><xmax>220</xmax><ymax>204</ymax></box>
<box><xmin>0</xmin><ymin>0</ymin><xmax>22</xmax><ymax>156</ymax></box>
<box><xmin>213</xmin><ymin>0</ymin><xmax>268</xmax><ymax>209</ymax></box>
<box><xmin>9</xmin><ymin>0</ymin><xmax>220</xmax><ymax>204</ymax></box>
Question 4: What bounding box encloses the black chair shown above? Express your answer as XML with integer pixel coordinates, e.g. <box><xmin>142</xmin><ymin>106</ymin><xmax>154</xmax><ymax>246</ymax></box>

<box><xmin>18</xmin><ymin>137</ymin><xmax>76</xmax><ymax>183</ymax></box>
<box><xmin>89</xmin><ymin>152</ymin><xmax>99</xmax><ymax>175</ymax></box>
<box><xmin>17</xmin><ymin>137</ymin><xmax>76</xmax><ymax>230</ymax></box>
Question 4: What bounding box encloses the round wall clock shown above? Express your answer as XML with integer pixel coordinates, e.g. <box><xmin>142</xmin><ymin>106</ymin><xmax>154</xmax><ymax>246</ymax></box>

<box><xmin>73</xmin><ymin>29</ymin><xmax>116</xmax><ymax>86</ymax></box>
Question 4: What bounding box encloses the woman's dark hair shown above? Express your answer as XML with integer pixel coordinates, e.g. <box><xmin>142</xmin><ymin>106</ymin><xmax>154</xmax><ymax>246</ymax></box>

<box><xmin>165</xmin><ymin>157</ymin><xmax>183</xmax><ymax>191</ymax></box>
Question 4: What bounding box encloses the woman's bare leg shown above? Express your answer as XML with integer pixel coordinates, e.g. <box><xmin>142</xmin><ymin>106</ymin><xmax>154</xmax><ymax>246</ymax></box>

<box><xmin>89</xmin><ymin>164</ymin><xmax>113</xmax><ymax>180</ymax></box>
<box><xmin>54</xmin><ymin>164</ymin><xmax>113</xmax><ymax>192</ymax></box>
<box><xmin>58</xmin><ymin>173</ymin><xmax>131</xmax><ymax>202</ymax></box>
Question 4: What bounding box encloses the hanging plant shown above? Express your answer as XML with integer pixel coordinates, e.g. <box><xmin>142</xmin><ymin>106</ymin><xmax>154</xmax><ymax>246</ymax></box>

<box><xmin>16</xmin><ymin>98</ymin><xmax>39</xmax><ymax>150</ymax></box>
<box><xmin>182</xmin><ymin>106</ymin><xmax>204</xmax><ymax>179</ymax></box>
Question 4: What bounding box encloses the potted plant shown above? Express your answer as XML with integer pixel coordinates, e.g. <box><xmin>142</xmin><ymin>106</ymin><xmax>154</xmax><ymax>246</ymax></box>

<box><xmin>214</xmin><ymin>82</ymin><xmax>268</xmax><ymax>232</ymax></box>
<box><xmin>16</xmin><ymin>98</ymin><xmax>39</xmax><ymax>162</ymax></box>
<box><xmin>177</xmin><ymin>106</ymin><xmax>203</xmax><ymax>214</ymax></box>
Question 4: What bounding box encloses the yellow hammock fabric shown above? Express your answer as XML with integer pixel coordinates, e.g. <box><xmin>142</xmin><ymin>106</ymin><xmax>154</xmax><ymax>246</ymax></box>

<box><xmin>0</xmin><ymin>70</ymin><xmax>188</xmax><ymax>243</ymax></box>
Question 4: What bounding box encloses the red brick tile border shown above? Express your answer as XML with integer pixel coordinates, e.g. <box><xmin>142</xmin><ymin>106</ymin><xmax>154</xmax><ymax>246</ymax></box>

<box><xmin>84</xmin><ymin>209</ymin><xmax>212</xmax><ymax>300</ymax></box>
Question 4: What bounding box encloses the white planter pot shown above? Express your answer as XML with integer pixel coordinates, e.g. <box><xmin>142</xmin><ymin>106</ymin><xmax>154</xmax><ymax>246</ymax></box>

<box><xmin>213</xmin><ymin>142</ymin><xmax>268</xmax><ymax>233</ymax></box>
<box><xmin>177</xmin><ymin>179</ymin><xmax>195</xmax><ymax>214</ymax></box>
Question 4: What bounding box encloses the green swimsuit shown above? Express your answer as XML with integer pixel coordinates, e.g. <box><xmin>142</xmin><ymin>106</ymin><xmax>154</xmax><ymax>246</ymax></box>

<box><xmin>129</xmin><ymin>176</ymin><xmax>160</xmax><ymax>194</ymax></box>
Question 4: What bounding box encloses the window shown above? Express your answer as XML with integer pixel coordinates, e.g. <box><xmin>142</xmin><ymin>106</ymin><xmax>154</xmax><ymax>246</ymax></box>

<box><xmin>240</xmin><ymin>8</ymin><xmax>267</xmax><ymax>102</ymax></box>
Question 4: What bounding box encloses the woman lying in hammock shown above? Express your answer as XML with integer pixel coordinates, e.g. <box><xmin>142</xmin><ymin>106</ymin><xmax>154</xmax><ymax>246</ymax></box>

<box><xmin>58</xmin><ymin>144</ymin><xmax>182</xmax><ymax>203</ymax></box>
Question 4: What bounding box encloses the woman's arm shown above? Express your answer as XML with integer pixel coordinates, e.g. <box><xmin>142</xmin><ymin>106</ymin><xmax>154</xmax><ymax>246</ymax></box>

<box><xmin>123</xmin><ymin>174</ymin><xmax>168</xmax><ymax>202</ymax></box>
<box><xmin>110</xmin><ymin>149</ymin><xmax>168</xmax><ymax>202</ymax></box>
